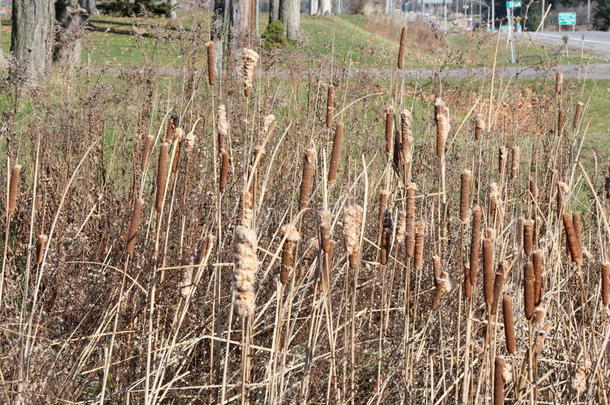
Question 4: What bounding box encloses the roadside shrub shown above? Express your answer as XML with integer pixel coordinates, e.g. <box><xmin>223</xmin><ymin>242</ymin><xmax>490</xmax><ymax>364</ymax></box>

<box><xmin>262</xmin><ymin>20</ymin><xmax>288</xmax><ymax>49</ymax></box>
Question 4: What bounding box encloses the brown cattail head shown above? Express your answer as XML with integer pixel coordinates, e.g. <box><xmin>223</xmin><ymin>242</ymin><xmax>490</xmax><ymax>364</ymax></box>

<box><xmin>491</xmin><ymin>262</ymin><xmax>507</xmax><ymax>315</ymax></box>
<box><xmin>502</xmin><ymin>295</ymin><xmax>517</xmax><ymax>355</ymax></box>
<box><xmin>126</xmin><ymin>198</ymin><xmax>144</xmax><ymax>255</ymax></box>
<box><xmin>233</xmin><ymin>226</ymin><xmax>258</xmax><ymax>317</ymax></box>
<box><xmin>435</xmin><ymin>98</ymin><xmax>449</xmax><ymax>159</ymax></box>
<box><xmin>469</xmin><ymin>205</ymin><xmax>482</xmax><ymax>286</ymax></box>
<box><xmin>532</xmin><ymin>249</ymin><xmax>543</xmax><ymax>305</ymax></box>
<box><xmin>242</xmin><ymin>48</ymin><xmax>259</xmax><ymax>97</ymax></box>
<box><xmin>36</xmin><ymin>234</ymin><xmax>48</xmax><ymax>265</ymax></box>
<box><xmin>406</xmin><ymin>183</ymin><xmax>417</xmax><ymax>258</ymax></box>
<box><xmin>328</xmin><ymin>123</ymin><xmax>344</xmax><ymax>184</ymax></box>
<box><xmin>299</xmin><ymin>148</ymin><xmax>315</xmax><ymax>210</ymax></box>
<box><xmin>280</xmin><ymin>224</ymin><xmax>301</xmax><ymax>284</ymax></box>
<box><xmin>219</xmin><ymin>151</ymin><xmax>230</xmax><ymax>193</ymax></box>
<box><xmin>498</xmin><ymin>146</ymin><xmax>507</xmax><ymax>175</ymax></box>
<box><xmin>141</xmin><ymin>135</ymin><xmax>154</xmax><ymax>171</ymax></box>
<box><xmin>155</xmin><ymin>143</ymin><xmax>169</xmax><ymax>212</ymax></box>
<box><xmin>205</xmin><ymin>41</ymin><xmax>216</xmax><ymax>85</ymax></box>
<box><xmin>557</xmin><ymin>108</ymin><xmax>566</xmax><ymax>137</ymax></box>
<box><xmin>414</xmin><ymin>222</ymin><xmax>425</xmax><ymax>270</ymax></box>
<box><xmin>396</xmin><ymin>210</ymin><xmax>406</xmax><ymax>243</ymax></box>
<box><xmin>459</xmin><ymin>169</ymin><xmax>471</xmax><ymax>222</ymax></box>
<box><xmin>601</xmin><ymin>262</ymin><xmax>609</xmax><ymax>307</ymax></box>
<box><xmin>510</xmin><ymin>146</ymin><xmax>520</xmax><ymax>179</ymax></box>
<box><xmin>494</xmin><ymin>356</ymin><xmax>507</xmax><ymax>405</ymax></box>
<box><xmin>164</xmin><ymin>115</ymin><xmax>178</xmax><ymax>143</ymax></box>
<box><xmin>555</xmin><ymin>71</ymin><xmax>563</xmax><ymax>94</ymax></box>
<box><xmin>397</xmin><ymin>25</ymin><xmax>407</xmax><ymax>69</ymax></box>
<box><xmin>7</xmin><ymin>164</ymin><xmax>22</xmax><ymax>217</ymax></box>
<box><xmin>344</xmin><ymin>205</ymin><xmax>363</xmax><ymax>270</ymax></box>
<box><xmin>572</xmin><ymin>212</ymin><xmax>583</xmax><ymax>251</ymax></box>
<box><xmin>474</xmin><ymin>113</ymin><xmax>486</xmax><ymax>140</ymax></box>
<box><xmin>195</xmin><ymin>235</ymin><xmax>215</xmax><ymax>265</ymax></box>
<box><xmin>378</xmin><ymin>190</ymin><xmax>389</xmax><ymax>223</ymax></box>
<box><xmin>380</xmin><ymin>210</ymin><xmax>393</xmax><ymax>266</ymax></box>
<box><xmin>432</xmin><ymin>259</ymin><xmax>452</xmax><ymax>310</ymax></box>
<box><xmin>483</xmin><ymin>231</ymin><xmax>495</xmax><ymax>309</ymax></box>
<box><xmin>523</xmin><ymin>219</ymin><xmax>534</xmax><ymax>256</ymax></box>
<box><xmin>562</xmin><ymin>212</ymin><xmax>583</xmax><ymax>264</ymax></box>
<box><xmin>528</xmin><ymin>178</ymin><xmax>538</xmax><ymax>199</ymax></box>
<box><xmin>524</xmin><ymin>261</ymin><xmax>535</xmax><ymax>320</ymax></box>
<box><xmin>384</xmin><ymin>106</ymin><xmax>394</xmax><ymax>157</ymax></box>
<box><xmin>573</xmin><ymin>101</ymin><xmax>584</xmax><ymax>129</ymax></box>
<box><xmin>326</xmin><ymin>84</ymin><xmax>335</xmax><ymax>129</ymax></box>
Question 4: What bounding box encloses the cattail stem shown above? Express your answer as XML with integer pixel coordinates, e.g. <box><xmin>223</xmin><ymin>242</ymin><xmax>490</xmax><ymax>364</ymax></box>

<box><xmin>406</xmin><ymin>184</ymin><xmax>416</xmax><ymax>258</ymax></box>
<box><xmin>141</xmin><ymin>135</ymin><xmax>154</xmax><ymax>171</ymax></box>
<box><xmin>155</xmin><ymin>143</ymin><xmax>169</xmax><ymax>212</ymax></box>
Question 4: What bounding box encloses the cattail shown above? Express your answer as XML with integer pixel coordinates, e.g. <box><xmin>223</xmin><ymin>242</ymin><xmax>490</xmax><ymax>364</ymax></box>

<box><xmin>171</xmin><ymin>127</ymin><xmax>184</xmax><ymax>173</ymax></box>
<box><xmin>180</xmin><ymin>265</ymin><xmax>194</xmax><ymax>297</ymax></box>
<box><xmin>459</xmin><ymin>169</ymin><xmax>471</xmax><ymax>222</ymax></box>
<box><xmin>556</xmin><ymin>181</ymin><xmax>569</xmax><ymax>215</ymax></box>
<box><xmin>510</xmin><ymin>146</ymin><xmax>520</xmax><ymax>179</ymax></box>
<box><xmin>280</xmin><ymin>224</ymin><xmax>301</xmax><ymax>284</ymax></box>
<box><xmin>205</xmin><ymin>41</ymin><xmax>216</xmax><ymax>85</ymax></box>
<box><xmin>378</xmin><ymin>190</ymin><xmax>389</xmax><ymax>224</ymax></box>
<box><xmin>483</xmin><ymin>230</ymin><xmax>495</xmax><ymax>309</ymax></box>
<box><xmin>344</xmin><ymin>205</ymin><xmax>363</xmax><ymax>270</ymax></box>
<box><xmin>126</xmin><ymin>198</ymin><xmax>144</xmax><ymax>254</ymax></box>
<box><xmin>400</xmin><ymin>109</ymin><xmax>413</xmax><ymax>181</ymax></box>
<box><xmin>528</xmin><ymin>178</ymin><xmax>537</xmax><ymax>198</ymax></box>
<box><xmin>498</xmin><ymin>146</ymin><xmax>507</xmax><ymax>175</ymax></box>
<box><xmin>555</xmin><ymin>71</ymin><xmax>563</xmax><ymax>94</ymax></box>
<box><xmin>601</xmin><ymin>262</ymin><xmax>609</xmax><ymax>307</ymax></box>
<box><xmin>524</xmin><ymin>261</ymin><xmax>535</xmax><ymax>320</ymax></box>
<box><xmin>562</xmin><ymin>212</ymin><xmax>582</xmax><ymax>264</ymax></box>
<box><xmin>494</xmin><ymin>356</ymin><xmax>506</xmax><ymax>405</ymax></box>
<box><xmin>326</xmin><ymin>84</ymin><xmax>335</xmax><ymax>129</ymax></box>
<box><xmin>155</xmin><ymin>143</ymin><xmax>169</xmax><ymax>212</ymax></box>
<box><xmin>195</xmin><ymin>235</ymin><xmax>215</xmax><ymax>265</ymax></box>
<box><xmin>219</xmin><ymin>151</ymin><xmax>230</xmax><ymax>193</ymax></box>
<box><xmin>36</xmin><ymin>234</ymin><xmax>48</xmax><ymax>265</ymax></box>
<box><xmin>320</xmin><ymin>210</ymin><xmax>332</xmax><ymax>253</ymax></box>
<box><xmin>396</xmin><ymin>210</ymin><xmax>406</xmax><ymax>243</ymax></box>
<box><xmin>242</xmin><ymin>48</ymin><xmax>259</xmax><ymax>97</ymax></box>
<box><xmin>233</xmin><ymin>226</ymin><xmax>258</xmax><ymax>317</ymax></box>
<box><xmin>502</xmin><ymin>295</ymin><xmax>517</xmax><ymax>355</ymax></box>
<box><xmin>328</xmin><ymin>123</ymin><xmax>344</xmax><ymax>184</ymax></box>
<box><xmin>532</xmin><ymin>249</ymin><xmax>543</xmax><ymax>305</ymax></box>
<box><xmin>397</xmin><ymin>25</ymin><xmax>407</xmax><ymax>69</ymax></box>
<box><xmin>532</xmin><ymin>305</ymin><xmax>547</xmax><ymax>327</ymax></box>
<box><xmin>557</xmin><ymin>108</ymin><xmax>566</xmax><ymax>137</ymax></box>
<box><xmin>217</xmin><ymin>104</ymin><xmax>229</xmax><ymax>153</ymax></box>
<box><xmin>164</xmin><ymin>115</ymin><xmax>178</xmax><ymax>143</ymax></box>
<box><xmin>523</xmin><ymin>219</ymin><xmax>533</xmax><ymax>256</ymax></box>
<box><xmin>473</xmin><ymin>113</ymin><xmax>485</xmax><ymax>140</ymax></box>
<box><xmin>380</xmin><ymin>210</ymin><xmax>393</xmax><ymax>266</ymax></box>
<box><xmin>141</xmin><ymin>135</ymin><xmax>154</xmax><ymax>171</ymax></box>
<box><xmin>432</xmin><ymin>256</ymin><xmax>452</xmax><ymax>310</ymax></box>
<box><xmin>573</xmin><ymin>101</ymin><xmax>584</xmax><ymax>129</ymax></box>
<box><xmin>384</xmin><ymin>106</ymin><xmax>394</xmax><ymax>157</ymax></box>
<box><xmin>489</xmin><ymin>182</ymin><xmax>502</xmax><ymax>224</ymax></box>
<box><xmin>572</xmin><ymin>212</ymin><xmax>583</xmax><ymax>249</ymax></box>
<box><xmin>491</xmin><ymin>262</ymin><xmax>507</xmax><ymax>315</ymax></box>
<box><xmin>435</xmin><ymin>98</ymin><xmax>449</xmax><ymax>158</ymax></box>
<box><xmin>241</xmin><ymin>190</ymin><xmax>254</xmax><ymax>227</ymax></box>
<box><xmin>469</xmin><ymin>205</ymin><xmax>482</xmax><ymax>287</ymax></box>
<box><xmin>533</xmin><ymin>217</ymin><xmax>541</xmax><ymax>248</ymax></box>
<box><xmin>7</xmin><ymin>164</ymin><xmax>21</xmax><ymax>217</ymax></box>
<box><xmin>406</xmin><ymin>183</ymin><xmax>416</xmax><ymax>258</ymax></box>
<box><xmin>299</xmin><ymin>148</ymin><xmax>315</xmax><ymax>210</ymax></box>
<box><xmin>413</xmin><ymin>222</ymin><xmax>425</xmax><ymax>270</ymax></box>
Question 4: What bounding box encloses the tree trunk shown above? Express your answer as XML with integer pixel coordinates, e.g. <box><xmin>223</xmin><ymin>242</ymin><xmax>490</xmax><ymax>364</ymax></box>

<box><xmin>269</xmin><ymin>0</ymin><xmax>279</xmax><ymax>23</ymax></box>
<box><xmin>167</xmin><ymin>0</ymin><xmax>177</xmax><ymax>18</ymax></box>
<box><xmin>284</xmin><ymin>0</ymin><xmax>300</xmax><ymax>41</ymax></box>
<box><xmin>319</xmin><ymin>0</ymin><xmax>331</xmax><ymax>15</ymax></box>
<box><xmin>310</xmin><ymin>0</ymin><xmax>318</xmax><ymax>15</ymax></box>
<box><xmin>231</xmin><ymin>0</ymin><xmax>254</xmax><ymax>47</ymax></box>
<box><xmin>10</xmin><ymin>0</ymin><xmax>54</xmax><ymax>82</ymax></box>
<box><xmin>79</xmin><ymin>0</ymin><xmax>98</xmax><ymax>17</ymax></box>
<box><xmin>54</xmin><ymin>0</ymin><xmax>86</xmax><ymax>68</ymax></box>
<box><xmin>212</xmin><ymin>0</ymin><xmax>225</xmax><ymax>78</ymax></box>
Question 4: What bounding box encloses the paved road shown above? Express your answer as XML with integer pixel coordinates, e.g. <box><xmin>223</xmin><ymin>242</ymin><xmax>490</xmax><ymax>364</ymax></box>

<box><xmin>517</xmin><ymin>31</ymin><xmax>610</xmax><ymax>60</ymax></box>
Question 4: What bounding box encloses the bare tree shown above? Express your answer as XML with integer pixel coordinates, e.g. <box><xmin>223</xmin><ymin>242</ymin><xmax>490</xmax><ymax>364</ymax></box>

<box><xmin>281</xmin><ymin>0</ymin><xmax>300</xmax><ymax>41</ymax></box>
<box><xmin>10</xmin><ymin>0</ymin><xmax>54</xmax><ymax>81</ymax></box>
<box><xmin>319</xmin><ymin>0</ymin><xmax>331</xmax><ymax>14</ymax></box>
<box><xmin>54</xmin><ymin>0</ymin><xmax>87</xmax><ymax>68</ymax></box>
<box><xmin>79</xmin><ymin>0</ymin><xmax>98</xmax><ymax>16</ymax></box>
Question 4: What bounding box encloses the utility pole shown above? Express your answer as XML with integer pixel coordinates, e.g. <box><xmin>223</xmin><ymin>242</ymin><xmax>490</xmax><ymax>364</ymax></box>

<box><xmin>587</xmin><ymin>0</ymin><xmax>590</xmax><ymax>28</ymax></box>
<box><xmin>491</xmin><ymin>0</ymin><xmax>495</xmax><ymax>30</ymax></box>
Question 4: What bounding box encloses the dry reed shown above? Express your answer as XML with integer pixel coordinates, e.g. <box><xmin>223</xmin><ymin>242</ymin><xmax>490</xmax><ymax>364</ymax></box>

<box><xmin>155</xmin><ymin>143</ymin><xmax>169</xmax><ymax>212</ymax></box>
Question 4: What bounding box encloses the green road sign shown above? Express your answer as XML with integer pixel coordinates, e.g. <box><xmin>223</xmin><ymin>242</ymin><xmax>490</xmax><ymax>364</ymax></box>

<box><xmin>506</xmin><ymin>1</ymin><xmax>521</xmax><ymax>7</ymax></box>
<box><xmin>558</xmin><ymin>12</ymin><xmax>576</xmax><ymax>25</ymax></box>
